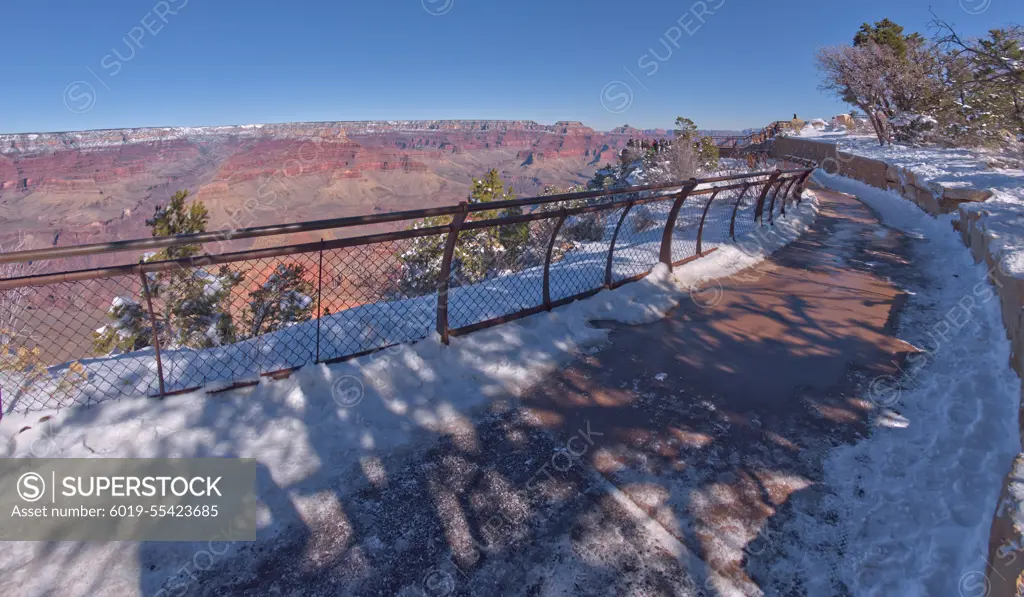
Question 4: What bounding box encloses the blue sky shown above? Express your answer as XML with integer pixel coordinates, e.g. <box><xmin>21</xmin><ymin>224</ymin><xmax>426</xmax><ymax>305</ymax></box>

<box><xmin>2</xmin><ymin>0</ymin><xmax>1019</xmax><ymax>133</ymax></box>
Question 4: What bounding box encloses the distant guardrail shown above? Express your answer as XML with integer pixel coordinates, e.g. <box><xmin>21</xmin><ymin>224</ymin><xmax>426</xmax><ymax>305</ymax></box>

<box><xmin>0</xmin><ymin>167</ymin><xmax>813</xmax><ymax>413</ymax></box>
<box><xmin>708</xmin><ymin>121</ymin><xmax>795</xmax><ymax>152</ymax></box>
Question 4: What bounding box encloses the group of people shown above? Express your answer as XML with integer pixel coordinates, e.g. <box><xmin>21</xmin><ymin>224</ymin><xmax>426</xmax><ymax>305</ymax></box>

<box><xmin>623</xmin><ymin>138</ymin><xmax>674</xmax><ymax>154</ymax></box>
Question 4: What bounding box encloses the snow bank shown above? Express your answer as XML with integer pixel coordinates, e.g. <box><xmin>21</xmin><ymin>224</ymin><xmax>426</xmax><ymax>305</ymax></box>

<box><xmin>826</xmin><ymin>135</ymin><xmax>1024</xmax><ymax>279</ymax></box>
<box><xmin>767</xmin><ymin>172</ymin><xmax>1021</xmax><ymax>597</ymax></box>
<box><xmin>791</xmin><ymin>124</ymin><xmax>851</xmax><ymax>140</ymax></box>
<box><xmin>0</xmin><ymin>195</ymin><xmax>821</xmax><ymax>597</ymax></box>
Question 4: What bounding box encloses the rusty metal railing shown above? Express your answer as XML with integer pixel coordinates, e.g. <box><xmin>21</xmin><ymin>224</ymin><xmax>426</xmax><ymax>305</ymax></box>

<box><xmin>0</xmin><ymin>168</ymin><xmax>812</xmax><ymax>413</ymax></box>
<box><xmin>708</xmin><ymin>120</ymin><xmax>794</xmax><ymax>150</ymax></box>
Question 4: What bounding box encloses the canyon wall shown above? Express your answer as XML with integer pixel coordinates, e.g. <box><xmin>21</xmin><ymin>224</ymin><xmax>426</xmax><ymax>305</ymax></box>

<box><xmin>0</xmin><ymin>120</ymin><xmax>674</xmax><ymax>266</ymax></box>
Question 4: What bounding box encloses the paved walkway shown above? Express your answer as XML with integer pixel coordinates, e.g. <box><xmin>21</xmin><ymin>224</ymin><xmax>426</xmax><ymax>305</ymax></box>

<box><xmin>519</xmin><ymin>187</ymin><xmax>919</xmax><ymax>595</ymax></box>
<box><xmin>163</xmin><ymin>188</ymin><xmax>921</xmax><ymax>596</ymax></box>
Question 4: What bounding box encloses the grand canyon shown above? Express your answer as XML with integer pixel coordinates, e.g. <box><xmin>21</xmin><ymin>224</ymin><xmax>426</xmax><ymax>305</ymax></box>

<box><xmin>0</xmin><ymin>120</ymin><xmax>720</xmax><ymax>265</ymax></box>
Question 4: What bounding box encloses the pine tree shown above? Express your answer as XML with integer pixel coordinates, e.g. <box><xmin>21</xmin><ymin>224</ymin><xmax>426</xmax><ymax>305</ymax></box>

<box><xmin>92</xmin><ymin>190</ymin><xmax>243</xmax><ymax>354</ymax></box>
<box><xmin>854</xmin><ymin>19</ymin><xmax>915</xmax><ymax>58</ymax></box>
<box><xmin>163</xmin><ymin>265</ymin><xmax>242</xmax><ymax>348</ymax></box>
<box><xmin>674</xmin><ymin>117</ymin><xmax>720</xmax><ymax>171</ymax></box>
<box><xmin>147</xmin><ymin>191</ymin><xmax>242</xmax><ymax>349</ymax></box>
<box><xmin>458</xmin><ymin>169</ymin><xmax>528</xmax><ymax>280</ymax></box>
<box><xmin>397</xmin><ymin>169</ymin><xmax>532</xmax><ymax>295</ymax></box>
<box><xmin>91</xmin><ymin>297</ymin><xmax>153</xmax><ymax>354</ymax></box>
<box><xmin>146</xmin><ymin>190</ymin><xmax>209</xmax><ymax>260</ymax></box>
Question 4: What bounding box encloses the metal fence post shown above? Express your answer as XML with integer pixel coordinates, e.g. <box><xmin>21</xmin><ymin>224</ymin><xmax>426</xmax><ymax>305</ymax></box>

<box><xmin>436</xmin><ymin>202</ymin><xmax>469</xmax><ymax>345</ymax></box>
<box><xmin>754</xmin><ymin>170</ymin><xmax>782</xmax><ymax>226</ymax></box>
<box><xmin>695</xmin><ymin>189</ymin><xmax>722</xmax><ymax>256</ymax></box>
<box><xmin>315</xmin><ymin>240</ymin><xmax>324</xmax><ymax>363</ymax></box>
<box><xmin>767</xmin><ymin>177</ymin><xmax>789</xmax><ymax>225</ymax></box>
<box><xmin>605</xmin><ymin>202</ymin><xmax>634</xmax><ymax>288</ymax></box>
<box><xmin>659</xmin><ymin>179</ymin><xmax>699</xmax><ymax>269</ymax></box>
<box><xmin>793</xmin><ymin>169</ymin><xmax>814</xmax><ymax>203</ymax></box>
<box><xmin>778</xmin><ymin>178</ymin><xmax>800</xmax><ymax>217</ymax></box>
<box><xmin>542</xmin><ymin>211</ymin><xmax>568</xmax><ymax>310</ymax></box>
<box><xmin>728</xmin><ymin>183</ymin><xmax>753</xmax><ymax>241</ymax></box>
<box><xmin>139</xmin><ymin>266</ymin><xmax>166</xmax><ymax>397</ymax></box>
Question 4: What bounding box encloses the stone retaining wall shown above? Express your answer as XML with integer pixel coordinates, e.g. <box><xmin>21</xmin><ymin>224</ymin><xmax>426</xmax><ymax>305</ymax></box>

<box><xmin>772</xmin><ymin>135</ymin><xmax>1024</xmax><ymax>597</ymax></box>
<box><xmin>772</xmin><ymin>137</ymin><xmax>994</xmax><ymax>215</ymax></box>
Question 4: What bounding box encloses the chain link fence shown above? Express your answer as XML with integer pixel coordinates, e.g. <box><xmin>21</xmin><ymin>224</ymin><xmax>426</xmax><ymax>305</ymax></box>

<box><xmin>0</xmin><ymin>169</ymin><xmax>813</xmax><ymax>413</ymax></box>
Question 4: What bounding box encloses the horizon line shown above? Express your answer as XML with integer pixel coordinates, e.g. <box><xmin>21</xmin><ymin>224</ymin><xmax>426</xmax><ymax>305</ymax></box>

<box><xmin>0</xmin><ymin>117</ymin><xmax>759</xmax><ymax>138</ymax></box>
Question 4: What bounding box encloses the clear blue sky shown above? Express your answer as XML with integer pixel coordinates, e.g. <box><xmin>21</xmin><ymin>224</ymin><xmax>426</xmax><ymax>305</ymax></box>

<box><xmin>2</xmin><ymin>0</ymin><xmax>1019</xmax><ymax>134</ymax></box>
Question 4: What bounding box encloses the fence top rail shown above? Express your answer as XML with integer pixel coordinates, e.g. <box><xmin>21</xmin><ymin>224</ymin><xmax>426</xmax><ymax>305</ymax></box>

<box><xmin>0</xmin><ymin>168</ymin><xmax>809</xmax><ymax>267</ymax></box>
<box><xmin>0</xmin><ymin>223</ymin><xmax>456</xmax><ymax>291</ymax></box>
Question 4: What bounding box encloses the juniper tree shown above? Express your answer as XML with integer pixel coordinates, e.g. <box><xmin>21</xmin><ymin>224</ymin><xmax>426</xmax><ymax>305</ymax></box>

<box><xmin>817</xmin><ymin>41</ymin><xmax>904</xmax><ymax>144</ymax></box>
<box><xmin>818</xmin><ymin>19</ymin><xmax>933</xmax><ymax>144</ymax></box>
<box><xmin>813</xmin><ymin>18</ymin><xmax>1024</xmax><ymax>147</ymax></box>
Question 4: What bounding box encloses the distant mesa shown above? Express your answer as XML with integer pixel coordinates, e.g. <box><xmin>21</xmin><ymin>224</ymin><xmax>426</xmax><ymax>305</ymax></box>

<box><xmin>1</xmin><ymin>119</ymin><xmax>655</xmax><ymax>156</ymax></box>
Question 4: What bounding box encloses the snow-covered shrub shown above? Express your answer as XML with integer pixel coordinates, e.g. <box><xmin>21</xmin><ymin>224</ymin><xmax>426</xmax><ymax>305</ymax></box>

<box><xmin>588</xmin><ymin>165</ymin><xmax>622</xmax><ymax>190</ymax></box>
<box><xmin>891</xmin><ymin>113</ymin><xmax>938</xmax><ymax>145</ymax></box>
<box><xmin>0</xmin><ymin>335</ymin><xmax>87</xmax><ymax>401</ymax></box>
<box><xmin>93</xmin><ymin>296</ymin><xmax>153</xmax><ymax>354</ymax></box>
<box><xmin>1</xmin><ymin>239</ymin><xmax>89</xmax><ymax>396</ymax></box>
<box><xmin>396</xmin><ymin>227</ymin><xmax>441</xmax><ymax>295</ymax></box>
<box><xmin>0</xmin><ymin>236</ymin><xmax>39</xmax><ymax>348</ymax></box>
<box><xmin>244</xmin><ymin>263</ymin><xmax>315</xmax><ymax>337</ymax></box>
<box><xmin>562</xmin><ymin>211</ymin><xmax>607</xmax><ymax>243</ymax></box>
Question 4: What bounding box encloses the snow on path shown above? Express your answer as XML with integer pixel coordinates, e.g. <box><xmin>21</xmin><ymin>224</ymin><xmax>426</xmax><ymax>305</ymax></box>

<box><xmin>0</xmin><ymin>196</ymin><xmax>820</xmax><ymax>596</ymax></box>
<box><xmin>755</xmin><ymin>173</ymin><xmax>1020</xmax><ymax>597</ymax></box>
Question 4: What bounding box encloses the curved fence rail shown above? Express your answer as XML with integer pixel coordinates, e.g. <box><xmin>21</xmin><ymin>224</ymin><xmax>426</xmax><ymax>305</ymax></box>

<box><xmin>0</xmin><ymin>168</ymin><xmax>813</xmax><ymax>413</ymax></box>
<box><xmin>707</xmin><ymin>120</ymin><xmax>795</xmax><ymax>151</ymax></box>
